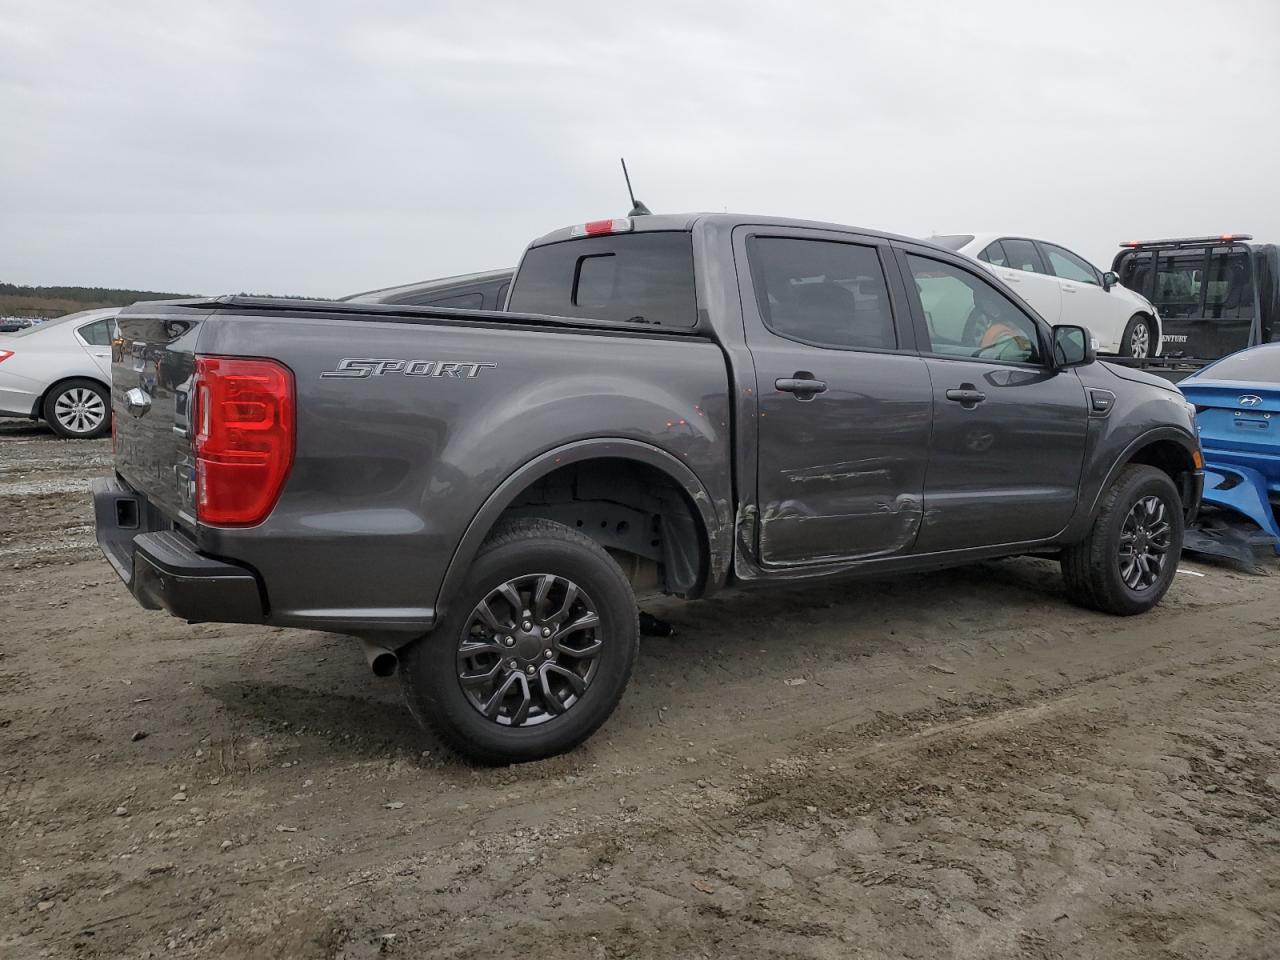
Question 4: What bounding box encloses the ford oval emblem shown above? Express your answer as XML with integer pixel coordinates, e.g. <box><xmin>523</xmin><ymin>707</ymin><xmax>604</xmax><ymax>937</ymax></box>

<box><xmin>1238</xmin><ymin>394</ymin><xmax>1262</xmax><ymax>407</ymax></box>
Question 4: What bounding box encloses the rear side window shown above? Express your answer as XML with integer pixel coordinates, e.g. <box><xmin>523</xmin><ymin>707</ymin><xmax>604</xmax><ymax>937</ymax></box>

<box><xmin>749</xmin><ymin>237</ymin><xmax>897</xmax><ymax>351</ymax></box>
<box><xmin>77</xmin><ymin>318</ymin><xmax>114</xmax><ymax>346</ymax></box>
<box><xmin>978</xmin><ymin>241</ymin><xmax>1009</xmax><ymax>266</ymax></box>
<box><xmin>1001</xmin><ymin>238</ymin><xmax>1046</xmax><ymax>274</ymax></box>
<box><xmin>508</xmin><ymin>232</ymin><xmax>697</xmax><ymax>327</ymax></box>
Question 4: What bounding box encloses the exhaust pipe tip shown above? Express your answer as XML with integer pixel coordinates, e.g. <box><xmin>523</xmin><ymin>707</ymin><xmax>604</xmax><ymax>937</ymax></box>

<box><xmin>361</xmin><ymin>639</ymin><xmax>399</xmax><ymax>678</ymax></box>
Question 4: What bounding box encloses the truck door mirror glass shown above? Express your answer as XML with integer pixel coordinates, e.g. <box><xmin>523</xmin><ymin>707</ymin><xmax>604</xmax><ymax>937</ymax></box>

<box><xmin>1102</xmin><ymin>270</ymin><xmax>1118</xmax><ymax>292</ymax></box>
<box><xmin>1052</xmin><ymin>324</ymin><xmax>1095</xmax><ymax>368</ymax></box>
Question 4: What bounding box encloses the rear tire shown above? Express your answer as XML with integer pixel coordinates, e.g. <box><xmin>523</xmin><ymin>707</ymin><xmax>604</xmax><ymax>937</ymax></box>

<box><xmin>399</xmin><ymin>518</ymin><xmax>639</xmax><ymax>764</ymax></box>
<box><xmin>1061</xmin><ymin>464</ymin><xmax>1183</xmax><ymax>615</ymax></box>
<box><xmin>43</xmin><ymin>379</ymin><xmax>110</xmax><ymax>439</ymax></box>
<box><xmin>1119</xmin><ymin>314</ymin><xmax>1155</xmax><ymax>358</ymax></box>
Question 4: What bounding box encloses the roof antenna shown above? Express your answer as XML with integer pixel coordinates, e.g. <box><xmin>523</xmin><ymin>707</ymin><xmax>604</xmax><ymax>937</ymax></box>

<box><xmin>620</xmin><ymin>157</ymin><xmax>651</xmax><ymax>216</ymax></box>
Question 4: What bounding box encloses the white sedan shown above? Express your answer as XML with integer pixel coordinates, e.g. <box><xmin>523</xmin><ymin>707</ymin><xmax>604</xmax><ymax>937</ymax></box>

<box><xmin>930</xmin><ymin>233</ymin><xmax>1162</xmax><ymax>358</ymax></box>
<box><xmin>0</xmin><ymin>307</ymin><xmax>118</xmax><ymax>438</ymax></box>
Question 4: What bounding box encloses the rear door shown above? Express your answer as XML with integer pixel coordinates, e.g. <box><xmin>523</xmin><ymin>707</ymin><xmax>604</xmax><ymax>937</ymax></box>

<box><xmin>75</xmin><ymin>316</ymin><xmax>115</xmax><ymax>379</ymax></box>
<box><xmin>737</xmin><ymin>227</ymin><xmax>933</xmax><ymax>566</ymax></box>
<box><xmin>897</xmin><ymin>246</ymin><xmax>1089</xmax><ymax>552</ymax></box>
<box><xmin>990</xmin><ymin>237</ymin><xmax>1062</xmax><ymax>324</ymax></box>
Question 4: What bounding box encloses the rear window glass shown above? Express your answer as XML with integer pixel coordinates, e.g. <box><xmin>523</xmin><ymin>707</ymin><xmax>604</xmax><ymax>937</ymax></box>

<box><xmin>1153</xmin><ymin>249</ymin><xmax>1206</xmax><ymax>318</ymax></box>
<box><xmin>508</xmin><ymin>232</ymin><xmax>697</xmax><ymax>327</ymax></box>
<box><xmin>1203</xmin><ymin>348</ymin><xmax>1280</xmax><ymax>383</ymax></box>
<box><xmin>1117</xmin><ymin>251</ymin><xmax>1153</xmax><ymax>295</ymax></box>
<box><xmin>929</xmin><ymin>235</ymin><xmax>973</xmax><ymax>251</ymax></box>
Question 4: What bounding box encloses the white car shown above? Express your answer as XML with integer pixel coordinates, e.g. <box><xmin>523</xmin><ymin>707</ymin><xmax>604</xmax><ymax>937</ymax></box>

<box><xmin>0</xmin><ymin>307</ymin><xmax>118</xmax><ymax>438</ymax></box>
<box><xmin>930</xmin><ymin>234</ymin><xmax>1162</xmax><ymax>358</ymax></box>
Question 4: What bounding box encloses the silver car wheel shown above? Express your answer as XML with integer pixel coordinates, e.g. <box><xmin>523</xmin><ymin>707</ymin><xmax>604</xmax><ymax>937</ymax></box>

<box><xmin>1129</xmin><ymin>322</ymin><xmax>1150</xmax><ymax>358</ymax></box>
<box><xmin>53</xmin><ymin>387</ymin><xmax>107</xmax><ymax>435</ymax></box>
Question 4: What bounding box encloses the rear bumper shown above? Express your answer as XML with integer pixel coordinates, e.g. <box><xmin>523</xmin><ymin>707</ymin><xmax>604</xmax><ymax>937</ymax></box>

<box><xmin>92</xmin><ymin>476</ymin><xmax>265</xmax><ymax>624</ymax></box>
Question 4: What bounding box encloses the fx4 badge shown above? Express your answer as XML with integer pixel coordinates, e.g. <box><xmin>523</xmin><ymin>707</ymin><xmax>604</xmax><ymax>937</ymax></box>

<box><xmin>321</xmin><ymin>358</ymin><xmax>498</xmax><ymax>380</ymax></box>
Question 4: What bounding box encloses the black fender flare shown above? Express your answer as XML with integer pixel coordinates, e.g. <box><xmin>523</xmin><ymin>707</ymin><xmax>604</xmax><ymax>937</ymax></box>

<box><xmin>1086</xmin><ymin>426</ymin><xmax>1200</xmax><ymax>519</ymax></box>
<box><xmin>433</xmin><ymin>438</ymin><xmax>724</xmax><ymax>621</ymax></box>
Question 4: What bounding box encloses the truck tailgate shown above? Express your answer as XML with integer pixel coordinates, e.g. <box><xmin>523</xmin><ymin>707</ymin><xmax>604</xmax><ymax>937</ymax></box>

<box><xmin>110</xmin><ymin>300</ymin><xmax>211</xmax><ymax>524</ymax></box>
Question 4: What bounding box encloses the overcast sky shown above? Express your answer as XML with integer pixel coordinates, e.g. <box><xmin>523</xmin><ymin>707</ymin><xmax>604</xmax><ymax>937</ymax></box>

<box><xmin>2</xmin><ymin>0</ymin><xmax>1277</xmax><ymax>297</ymax></box>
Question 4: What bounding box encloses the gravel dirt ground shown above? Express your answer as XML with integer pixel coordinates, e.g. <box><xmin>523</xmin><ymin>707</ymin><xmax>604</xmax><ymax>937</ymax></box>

<box><xmin>3</xmin><ymin>418</ymin><xmax>1279</xmax><ymax>959</ymax></box>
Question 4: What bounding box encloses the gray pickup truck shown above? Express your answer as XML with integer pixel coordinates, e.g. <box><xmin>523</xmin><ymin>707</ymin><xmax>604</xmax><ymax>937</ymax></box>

<box><xmin>94</xmin><ymin>213</ymin><xmax>1204</xmax><ymax>763</ymax></box>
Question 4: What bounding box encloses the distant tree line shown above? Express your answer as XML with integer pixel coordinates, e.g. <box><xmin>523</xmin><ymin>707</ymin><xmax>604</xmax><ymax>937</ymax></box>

<box><xmin>0</xmin><ymin>281</ymin><xmax>198</xmax><ymax>307</ymax></box>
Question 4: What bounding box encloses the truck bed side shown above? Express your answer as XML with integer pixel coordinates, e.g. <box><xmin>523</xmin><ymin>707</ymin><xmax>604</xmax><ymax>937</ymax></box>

<box><xmin>108</xmin><ymin>300</ymin><xmax>733</xmax><ymax>633</ymax></box>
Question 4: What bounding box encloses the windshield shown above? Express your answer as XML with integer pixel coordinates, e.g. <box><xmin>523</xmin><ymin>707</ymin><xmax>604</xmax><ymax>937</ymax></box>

<box><xmin>929</xmin><ymin>235</ymin><xmax>974</xmax><ymax>251</ymax></box>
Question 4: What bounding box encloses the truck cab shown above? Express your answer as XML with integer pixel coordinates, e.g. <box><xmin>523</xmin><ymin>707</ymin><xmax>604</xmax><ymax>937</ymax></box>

<box><xmin>1112</xmin><ymin>235</ymin><xmax>1278</xmax><ymax>374</ymax></box>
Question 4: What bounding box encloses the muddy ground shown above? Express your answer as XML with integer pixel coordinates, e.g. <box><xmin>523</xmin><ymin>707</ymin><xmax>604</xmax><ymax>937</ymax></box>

<box><xmin>2</xmin><ymin>417</ymin><xmax>1279</xmax><ymax>959</ymax></box>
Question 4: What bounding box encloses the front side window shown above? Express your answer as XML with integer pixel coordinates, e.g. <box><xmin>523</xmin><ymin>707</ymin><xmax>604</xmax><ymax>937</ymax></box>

<box><xmin>1153</xmin><ymin>249</ymin><xmax>1206</xmax><ymax>319</ymax></box>
<box><xmin>1043</xmin><ymin>244</ymin><xmax>1099</xmax><ymax>285</ymax></box>
<box><xmin>77</xmin><ymin>318</ymin><xmax>113</xmax><ymax>346</ymax></box>
<box><xmin>1001</xmin><ymin>238</ymin><xmax>1046</xmax><ymax>274</ymax></box>
<box><xmin>749</xmin><ymin>237</ymin><xmax>897</xmax><ymax>350</ymax></box>
<box><xmin>979</xmin><ymin>241</ymin><xmax>1009</xmax><ymax>267</ymax></box>
<box><xmin>907</xmin><ymin>254</ymin><xmax>1042</xmax><ymax>364</ymax></box>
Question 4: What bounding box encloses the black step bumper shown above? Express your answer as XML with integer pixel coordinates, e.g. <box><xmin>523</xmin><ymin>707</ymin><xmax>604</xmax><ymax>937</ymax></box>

<box><xmin>92</xmin><ymin>476</ymin><xmax>265</xmax><ymax>624</ymax></box>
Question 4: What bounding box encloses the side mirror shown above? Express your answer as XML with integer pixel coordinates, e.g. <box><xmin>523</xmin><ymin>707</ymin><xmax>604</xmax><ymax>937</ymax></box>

<box><xmin>1102</xmin><ymin>270</ymin><xmax>1118</xmax><ymax>292</ymax></box>
<box><xmin>1052</xmin><ymin>324</ymin><xmax>1095</xmax><ymax>368</ymax></box>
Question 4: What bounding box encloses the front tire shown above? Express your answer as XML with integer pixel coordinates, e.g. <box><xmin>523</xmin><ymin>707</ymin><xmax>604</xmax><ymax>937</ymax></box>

<box><xmin>400</xmin><ymin>518</ymin><xmax>639</xmax><ymax>764</ymax></box>
<box><xmin>1119</xmin><ymin>314</ymin><xmax>1155</xmax><ymax>358</ymax></box>
<box><xmin>1061</xmin><ymin>464</ymin><xmax>1183</xmax><ymax>615</ymax></box>
<box><xmin>43</xmin><ymin>379</ymin><xmax>110</xmax><ymax>439</ymax></box>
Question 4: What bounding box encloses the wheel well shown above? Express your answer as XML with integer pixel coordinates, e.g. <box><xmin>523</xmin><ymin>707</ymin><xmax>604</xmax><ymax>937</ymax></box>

<box><xmin>36</xmin><ymin>375</ymin><xmax>109</xmax><ymax>418</ymax></box>
<box><xmin>495</xmin><ymin>457</ymin><xmax>708</xmax><ymax>598</ymax></box>
<box><xmin>1126</xmin><ymin>439</ymin><xmax>1196</xmax><ymax>507</ymax></box>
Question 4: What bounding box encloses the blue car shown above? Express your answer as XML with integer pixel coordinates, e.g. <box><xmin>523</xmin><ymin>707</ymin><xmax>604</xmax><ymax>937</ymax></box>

<box><xmin>1179</xmin><ymin>343</ymin><xmax>1280</xmax><ymax>554</ymax></box>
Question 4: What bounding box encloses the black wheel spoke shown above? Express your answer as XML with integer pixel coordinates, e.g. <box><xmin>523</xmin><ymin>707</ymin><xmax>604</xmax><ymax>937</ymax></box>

<box><xmin>533</xmin><ymin>574</ymin><xmax>556</xmax><ymax>619</ymax></box>
<box><xmin>459</xmin><ymin>660</ymin><xmax>503</xmax><ymax>688</ymax></box>
<box><xmin>539</xmin><ymin>670</ymin><xmax>569</xmax><ymax>714</ymax></box>
<box><xmin>497</xmin><ymin>583</ymin><xmax>525</xmax><ymax>619</ymax></box>
<box><xmin>474</xmin><ymin>599</ymin><xmax>505</xmax><ymax>633</ymax></box>
<box><xmin>546</xmin><ymin>663</ymin><xmax>587</xmax><ymax>697</ymax></box>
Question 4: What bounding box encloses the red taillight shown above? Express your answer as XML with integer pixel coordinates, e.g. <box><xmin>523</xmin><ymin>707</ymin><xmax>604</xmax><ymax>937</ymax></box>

<box><xmin>191</xmin><ymin>356</ymin><xmax>295</xmax><ymax>527</ymax></box>
<box><xmin>0</xmin><ymin>350</ymin><xmax>13</xmax><ymax>363</ymax></box>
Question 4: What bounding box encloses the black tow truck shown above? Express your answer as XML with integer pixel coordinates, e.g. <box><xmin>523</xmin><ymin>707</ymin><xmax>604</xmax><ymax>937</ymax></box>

<box><xmin>1108</xmin><ymin>234</ymin><xmax>1278</xmax><ymax>381</ymax></box>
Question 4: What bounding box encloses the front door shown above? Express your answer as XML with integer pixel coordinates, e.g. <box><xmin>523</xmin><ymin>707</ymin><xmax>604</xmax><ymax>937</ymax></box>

<box><xmin>898</xmin><ymin>247</ymin><xmax>1090</xmax><ymax>552</ymax></box>
<box><xmin>739</xmin><ymin>229</ymin><xmax>934</xmax><ymax>566</ymax></box>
